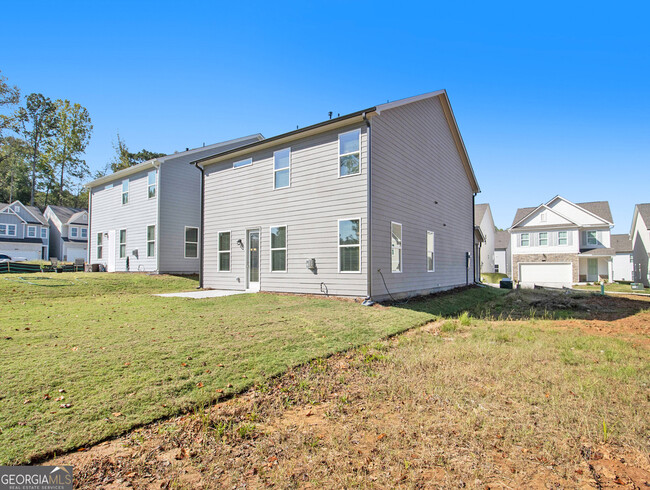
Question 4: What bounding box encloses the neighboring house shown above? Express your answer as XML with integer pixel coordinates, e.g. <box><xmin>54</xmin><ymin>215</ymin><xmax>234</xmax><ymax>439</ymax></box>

<box><xmin>44</xmin><ymin>205</ymin><xmax>88</xmax><ymax>262</ymax></box>
<box><xmin>494</xmin><ymin>230</ymin><xmax>511</xmax><ymax>276</ymax></box>
<box><xmin>87</xmin><ymin>135</ymin><xmax>263</xmax><ymax>273</ymax></box>
<box><xmin>193</xmin><ymin>90</ymin><xmax>481</xmax><ymax>301</ymax></box>
<box><xmin>630</xmin><ymin>203</ymin><xmax>650</xmax><ymax>286</ymax></box>
<box><xmin>474</xmin><ymin>203</ymin><xmax>495</xmax><ymax>275</ymax></box>
<box><xmin>473</xmin><ymin>226</ymin><xmax>484</xmax><ymax>281</ymax></box>
<box><xmin>610</xmin><ymin>234</ymin><xmax>633</xmax><ymax>282</ymax></box>
<box><xmin>0</xmin><ymin>201</ymin><xmax>49</xmax><ymax>260</ymax></box>
<box><xmin>509</xmin><ymin>196</ymin><xmax>614</xmax><ymax>287</ymax></box>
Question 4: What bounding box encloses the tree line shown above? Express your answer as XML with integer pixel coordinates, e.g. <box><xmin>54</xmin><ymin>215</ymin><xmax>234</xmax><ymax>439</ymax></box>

<box><xmin>0</xmin><ymin>70</ymin><xmax>165</xmax><ymax>209</ymax></box>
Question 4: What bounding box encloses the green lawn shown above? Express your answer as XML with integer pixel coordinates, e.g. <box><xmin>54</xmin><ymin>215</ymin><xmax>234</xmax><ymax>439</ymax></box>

<box><xmin>574</xmin><ymin>282</ymin><xmax>650</xmax><ymax>295</ymax></box>
<box><xmin>0</xmin><ymin>273</ymin><xmax>501</xmax><ymax>464</ymax></box>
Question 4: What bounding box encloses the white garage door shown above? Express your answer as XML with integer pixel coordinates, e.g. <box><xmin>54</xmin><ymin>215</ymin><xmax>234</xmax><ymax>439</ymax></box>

<box><xmin>519</xmin><ymin>263</ymin><xmax>572</xmax><ymax>288</ymax></box>
<box><xmin>65</xmin><ymin>247</ymin><xmax>87</xmax><ymax>262</ymax></box>
<box><xmin>0</xmin><ymin>247</ymin><xmax>40</xmax><ymax>261</ymax></box>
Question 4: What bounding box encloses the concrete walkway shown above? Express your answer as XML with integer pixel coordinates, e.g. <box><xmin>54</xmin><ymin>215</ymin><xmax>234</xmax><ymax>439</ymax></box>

<box><xmin>155</xmin><ymin>289</ymin><xmax>247</xmax><ymax>299</ymax></box>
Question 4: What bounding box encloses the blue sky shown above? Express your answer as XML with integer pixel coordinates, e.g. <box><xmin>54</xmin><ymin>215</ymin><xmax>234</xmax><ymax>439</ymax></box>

<box><xmin>2</xmin><ymin>1</ymin><xmax>648</xmax><ymax>232</ymax></box>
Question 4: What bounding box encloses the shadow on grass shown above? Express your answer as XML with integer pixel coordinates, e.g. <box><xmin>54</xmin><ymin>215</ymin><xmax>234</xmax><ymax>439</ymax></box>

<box><xmin>390</xmin><ymin>286</ymin><xmax>649</xmax><ymax>322</ymax></box>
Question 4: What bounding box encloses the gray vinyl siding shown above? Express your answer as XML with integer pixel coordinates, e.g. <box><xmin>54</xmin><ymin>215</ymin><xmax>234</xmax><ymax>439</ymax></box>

<box><xmin>45</xmin><ymin>210</ymin><xmax>62</xmax><ymax>259</ymax></box>
<box><xmin>202</xmin><ymin>123</ymin><xmax>368</xmax><ymax>296</ymax></box>
<box><xmin>0</xmin><ymin>212</ymin><xmax>25</xmax><ymax>238</ymax></box>
<box><xmin>89</xmin><ymin>169</ymin><xmax>158</xmax><ymax>272</ymax></box>
<box><xmin>370</xmin><ymin>96</ymin><xmax>475</xmax><ymax>300</ymax></box>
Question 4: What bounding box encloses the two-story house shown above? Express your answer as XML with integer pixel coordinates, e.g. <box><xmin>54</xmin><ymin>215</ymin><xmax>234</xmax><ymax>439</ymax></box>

<box><xmin>87</xmin><ymin>135</ymin><xmax>263</xmax><ymax>273</ymax></box>
<box><xmin>630</xmin><ymin>203</ymin><xmax>650</xmax><ymax>286</ymax></box>
<box><xmin>43</xmin><ymin>205</ymin><xmax>88</xmax><ymax>262</ymax></box>
<box><xmin>494</xmin><ymin>230</ymin><xmax>511</xmax><ymax>276</ymax></box>
<box><xmin>0</xmin><ymin>201</ymin><xmax>49</xmax><ymax>260</ymax></box>
<box><xmin>509</xmin><ymin>196</ymin><xmax>614</xmax><ymax>287</ymax></box>
<box><xmin>474</xmin><ymin>203</ymin><xmax>495</xmax><ymax>275</ymax></box>
<box><xmin>192</xmin><ymin>90</ymin><xmax>480</xmax><ymax>301</ymax></box>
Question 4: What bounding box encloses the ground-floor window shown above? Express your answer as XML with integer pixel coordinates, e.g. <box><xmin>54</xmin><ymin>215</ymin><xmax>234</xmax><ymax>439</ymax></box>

<box><xmin>391</xmin><ymin>222</ymin><xmax>402</xmax><ymax>272</ymax></box>
<box><xmin>339</xmin><ymin>219</ymin><xmax>360</xmax><ymax>272</ymax></box>
<box><xmin>147</xmin><ymin>225</ymin><xmax>155</xmax><ymax>257</ymax></box>
<box><xmin>97</xmin><ymin>233</ymin><xmax>103</xmax><ymax>259</ymax></box>
<box><xmin>119</xmin><ymin>230</ymin><xmax>126</xmax><ymax>258</ymax></box>
<box><xmin>427</xmin><ymin>231</ymin><xmax>435</xmax><ymax>272</ymax></box>
<box><xmin>270</xmin><ymin>225</ymin><xmax>287</xmax><ymax>272</ymax></box>
<box><xmin>185</xmin><ymin>227</ymin><xmax>198</xmax><ymax>258</ymax></box>
<box><xmin>218</xmin><ymin>231</ymin><xmax>230</xmax><ymax>271</ymax></box>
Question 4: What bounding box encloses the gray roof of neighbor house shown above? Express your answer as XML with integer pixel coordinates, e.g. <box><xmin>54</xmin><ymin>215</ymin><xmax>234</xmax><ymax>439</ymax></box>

<box><xmin>0</xmin><ymin>203</ymin><xmax>7</xmax><ymax>211</ymax></box>
<box><xmin>474</xmin><ymin>203</ymin><xmax>489</xmax><ymax>226</ymax></box>
<box><xmin>611</xmin><ymin>234</ymin><xmax>633</xmax><ymax>253</ymax></box>
<box><xmin>47</xmin><ymin>205</ymin><xmax>87</xmax><ymax>225</ymax></box>
<box><xmin>494</xmin><ymin>230</ymin><xmax>510</xmax><ymax>249</ymax></box>
<box><xmin>86</xmin><ymin>134</ymin><xmax>265</xmax><ymax>188</ymax></box>
<box><xmin>25</xmin><ymin>205</ymin><xmax>47</xmax><ymax>225</ymax></box>
<box><xmin>511</xmin><ymin>200</ymin><xmax>613</xmax><ymax>227</ymax></box>
<box><xmin>636</xmin><ymin>203</ymin><xmax>650</xmax><ymax>229</ymax></box>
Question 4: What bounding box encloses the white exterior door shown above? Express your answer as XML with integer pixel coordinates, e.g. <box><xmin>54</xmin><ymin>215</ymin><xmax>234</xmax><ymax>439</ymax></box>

<box><xmin>106</xmin><ymin>230</ymin><xmax>116</xmax><ymax>272</ymax></box>
<box><xmin>519</xmin><ymin>263</ymin><xmax>572</xmax><ymax>288</ymax></box>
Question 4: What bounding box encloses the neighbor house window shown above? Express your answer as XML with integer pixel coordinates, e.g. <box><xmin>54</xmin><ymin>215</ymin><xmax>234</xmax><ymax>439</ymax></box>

<box><xmin>147</xmin><ymin>225</ymin><xmax>155</xmax><ymax>257</ymax></box>
<box><xmin>339</xmin><ymin>129</ymin><xmax>360</xmax><ymax>177</ymax></box>
<box><xmin>273</xmin><ymin>148</ymin><xmax>290</xmax><ymax>189</ymax></box>
<box><xmin>122</xmin><ymin>179</ymin><xmax>129</xmax><ymax>205</ymax></box>
<box><xmin>427</xmin><ymin>231</ymin><xmax>435</xmax><ymax>272</ymax></box>
<box><xmin>233</xmin><ymin>158</ymin><xmax>252</xmax><ymax>169</ymax></box>
<box><xmin>558</xmin><ymin>231</ymin><xmax>567</xmax><ymax>245</ymax></box>
<box><xmin>97</xmin><ymin>233</ymin><xmax>103</xmax><ymax>259</ymax></box>
<box><xmin>539</xmin><ymin>232</ymin><xmax>548</xmax><ymax>246</ymax></box>
<box><xmin>41</xmin><ymin>228</ymin><xmax>48</xmax><ymax>239</ymax></box>
<box><xmin>0</xmin><ymin>224</ymin><xmax>15</xmax><ymax>236</ymax></box>
<box><xmin>520</xmin><ymin>233</ymin><xmax>530</xmax><ymax>246</ymax></box>
<box><xmin>391</xmin><ymin>222</ymin><xmax>402</xmax><ymax>272</ymax></box>
<box><xmin>587</xmin><ymin>231</ymin><xmax>597</xmax><ymax>245</ymax></box>
<box><xmin>148</xmin><ymin>170</ymin><xmax>156</xmax><ymax>199</ymax></box>
<box><xmin>217</xmin><ymin>231</ymin><xmax>231</xmax><ymax>271</ymax></box>
<box><xmin>270</xmin><ymin>226</ymin><xmax>287</xmax><ymax>272</ymax></box>
<box><xmin>185</xmin><ymin>227</ymin><xmax>198</xmax><ymax>258</ymax></box>
<box><xmin>81</xmin><ymin>228</ymin><xmax>87</xmax><ymax>239</ymax></box>
<box><xmin>27</xmin><ymin>226</ymin><xmax>36</xmax><ymax>237</ymax></box>
<box><xmin>119</xmin><ymin>229</ymin><xmax>127</xmax><ymax>258</ymax></box>
<box><xmin>0</xmin><ymin>224</ymin><xmax>6</xmax><ymax>235</ymax></box>
<box><xmin>630</xmin><ymin>254</ymin><xmax>634</xmax><ymax>263</ymax></box>
<box><xmin>70</xmin><ymin>227</ymin><xmax>78</xmax><ymax>238</ymax></box>
<box><xmin>339</xmin><ymin>219</ymin><xmax>360</xmax><ymax>272</ymax></box>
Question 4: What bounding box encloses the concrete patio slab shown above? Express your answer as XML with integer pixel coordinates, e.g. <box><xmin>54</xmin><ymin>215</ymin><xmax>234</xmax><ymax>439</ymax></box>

<box><xmin>155</xmin><ymin>289</ymin><xmax>247</xmax><ymax>299</ymax></box>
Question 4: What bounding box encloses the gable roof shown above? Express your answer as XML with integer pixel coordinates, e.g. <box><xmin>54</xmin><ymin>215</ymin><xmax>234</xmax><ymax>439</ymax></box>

<box><xmin>611</xmin><ymin>234</ymin><xmax>633</xmax><ymax>253</ymax></box>
<box><xmin>494</xmin><ymin>230</ymin><xmax>510</xmax><ymax>249</ymax></box>
<box><xmin>474</xmin><ymin>203</ymin><xmax>490</xmax><ymax>226</ymax></box>
<box><xmin>193</xmin><ymin>90</ymin><xmax>480</xmax><ymax>193</ymax></box>
<box><xmin>635</xmin><ymin>203</ymin><xmax>650</xmax><ymax>230</ymax></box>
<box><xmin>86</xmin><ymin>133</ymin><xmax>265</xmax><ymax>188</ymax></box>
<box><xmin>25</xmin><ymin>205</ymin><xmax>47</xmax><ymax>225</ymax></box>
<box><xmin>47</xmin><ymin>205</ymin><xmax>87</xmax><ymax>225</ymax></box>
<box><xmin>511</xmin><ymin>197</ymin><xmax>612</xmax><ymax>228</ymax></box>
<box><xmin>0</xmin><ymin>203</ymin><xmax>7</xmax><ymax>212</ymax></box>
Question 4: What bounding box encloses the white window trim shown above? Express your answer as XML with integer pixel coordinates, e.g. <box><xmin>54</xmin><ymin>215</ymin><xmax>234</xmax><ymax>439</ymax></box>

<box><xmin>558</xmin><ymin>231</ymin><xmax>568</xmax><ymax>246</ymax></box>
<box><xmin>520</xmin><ymin>232</ymin><xmax>530</xmax><ymax>247</ymax></box>
<box><xmin>338</xmin><ymin>129</ymin><xmax>361</xmax><ymax>178</ymax></box>
<box><xmin>122</xmin><ymin>179</ymin><xmax>129</xmax><ymax>205</ymax></box>
<box><xmin>81</xmin><ymin>227</ymin><xmax>87</xmax><ymax>239</ymax></box>
<box><xmin>184</xmin><ymin>226</ymin><xmax>199</xmax><ymax>259</ymax></box>
<box><xmin>337</xmin><ymin>217</ymin><xmax>361</xmax><ymax>274</ymax></box>
<box><xmin>233</xmin><ymin>158</ymin><xmax>252</xmax><ymax>169</ymax></box>
<box><xmin>27</xmin><ymin>225</ymin><xmax>36</xmax><ymax>238</ymax></box>
<box><xmin>97</xmin><ymin>232</ymin><xmax>103</xmax><ymax>259</ymax></box>
<box><xmin>148</xmin><ymin>170</ymin><xmax>157</xmax><ymax>199</ymax></box>
<box><xmin>391</xmin><ymin>221</ymin><xmax>403</xmax><ymax>273</ymax></box>
<box><xmin>427</xmin><ymin>230</ymin><xmax>435</xmax><ymax>272</ymax></box>
<box><xmin>539</xmin><ymin>231</ymin><xmax>548</xmax><ymax>246</ymax></box>
<box><xmin>41</xmin><ymin>227</ymin><xmax>48</xmax><ymax>239</ymax></box>
<box><xmin>119</xmin><ymin>229</ymin><xmax>127</xmax><ymax>259</ymax></box>
<box><xmin>217</xmin><ymin>230</ymin><xmax>231</xmax><ymax>272</ymax></box>
<box><xmin>587</xmin><ymin>230</ymin><xmax>598</xmax><ymax>245</ymax></box>
<box><xmin>269</xmin><ymin>225</ymin><xmax>288</xmax><ymax>273</ymax></box>
<box><xmin>70</xmin><ymin>226</ymin><xmax>78</xmax><ymax>238</ymax></box>
<box><xmin>146</xmin><ymin>224</ymin><xmax>156</xmax><ymax>258</ymax></box>
<box><xmin>273</xmin><ymin>148</ymin><xmax>291</xmax><ymax>190</ymax></box>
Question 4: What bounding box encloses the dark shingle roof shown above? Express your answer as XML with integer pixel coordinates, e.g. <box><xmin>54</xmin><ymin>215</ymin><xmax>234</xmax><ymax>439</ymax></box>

<box><xmin>494</xmin><ymin>230</ymin><xmax>510</xmax><ymax>249</ymax></box>
<box><xmin>0</xmin><ymin>237</ymin><xmax>43</xmax><ymax>244</ymax></box>
<box><xmin>511</xmin><ymin>200</ymin><xmax>612</xmax><ymax>227</ymax></box>
<box><xmin>474</xmin><ymin>203</ymin><xmax>490</xmax><ymax>226</ymax></box>
<box><xmin>636</xmin><ymin>203</ymin><xmax>650</xmax><ymax>230</ymax></box>
<box><xmin>24</xmin><ymin>205</ymin><xmax>47</xmax><ymax>225</ymax></box>
<box><xmin>611</xmin><ymin>234</ymin><xmax>633</xmax><ymax>253</ymax></box>
<box><xmin>48</xmin><ymin>205</ymin><xmax>87</xmax><ymax>225</ymax></box>
<box><xmin>579</xmin><ymin>247</ymin><xmax>615</xmax><ymax>256</ymax></box>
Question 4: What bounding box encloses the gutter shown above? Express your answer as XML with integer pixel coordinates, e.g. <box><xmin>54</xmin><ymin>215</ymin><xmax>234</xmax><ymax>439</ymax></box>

<box><xmin>87</xmin><ymin>189</ymin><xmax>92</xmax><ymax>265</ymax></box>
<box><xmin>472</xmin><ymin>193</ymin><xmax>477</xmax><ymax>284</ymax></box>
<box><xmin>363</xmin><ymin>112</ymin><xmax>373</xmax><ymax>304</ymax></box>
<box><xmin>153</xmin><ymin>160</ymin><xmax>161</xmax><ymax>273</ymax></box>
<box><xmin>193</xmin><ymin>162</ymin><xmax>205</xmax><ymax>289</ymax></box>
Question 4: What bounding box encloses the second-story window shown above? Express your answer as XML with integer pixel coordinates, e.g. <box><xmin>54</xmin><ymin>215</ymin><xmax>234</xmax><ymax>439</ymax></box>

<box><xmin>41</xmin><ymin>228</ymin><xmax>48</xmax><ymax>239</ymax></box>
<box><xmin>558</xmin><ymin>231</ymin><xmax>568</xmax><ymax>245</ymax></box>
<box><xmin>587</xmin><ymin>231</ymin><xmax>597</xmax><ymax>245</ymax></box>
<box><xmin>148</xmin><ymin>170</ymin><xmax>156</xmax><ymax>199</ymax></box>
<box><xmin>539</xmin><ymin>232</ymin><xmax>548</xmax><ymax>246</ymax></box>
<box><xmin>339</xmin><ymin>129</ymin><xmax>361</xmax><ymax>177</ymax></box>
<box><xmin>81</xmin><ymin>228</ymin><xmax>87</xmax><ymax>239</ymax></box>
<box><xmin>0</xmin><ymin>224</ymin><xmax>16</xmax><ymax>236</ymax></box>
<box><xmin>70</xmin><ymin>227</ymin><xmax>78</xmax><ymax>238</ymax></box>
<box><xmin>274</xmin><ymin>148</ymin><xmax>290</xmax><ymax>189</ymax></box>
<box><xmin>233</xmin><ymin>158</ymin><xmax>252</xmax><ymax>169</ymax></box>
<box><xmin>520</xmin><ymin>233</ymin><xmax>530</xmax><ymax>246</ymax></box>
<box><xmin>27</xmin><ymin>226</ymin><xmax>36</xmax><ymax>237</ymax></box>
<box><xmin>122</xmin><ymin>179</ymin><xmax>129</xmax><ymax>205</ymax></box>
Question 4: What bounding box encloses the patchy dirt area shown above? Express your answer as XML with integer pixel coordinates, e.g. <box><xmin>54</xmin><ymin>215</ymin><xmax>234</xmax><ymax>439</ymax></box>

<box><xmin>47</xmin><ymin>291</ymin><xmax>650</xmax><ymax>489</ymax></box>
